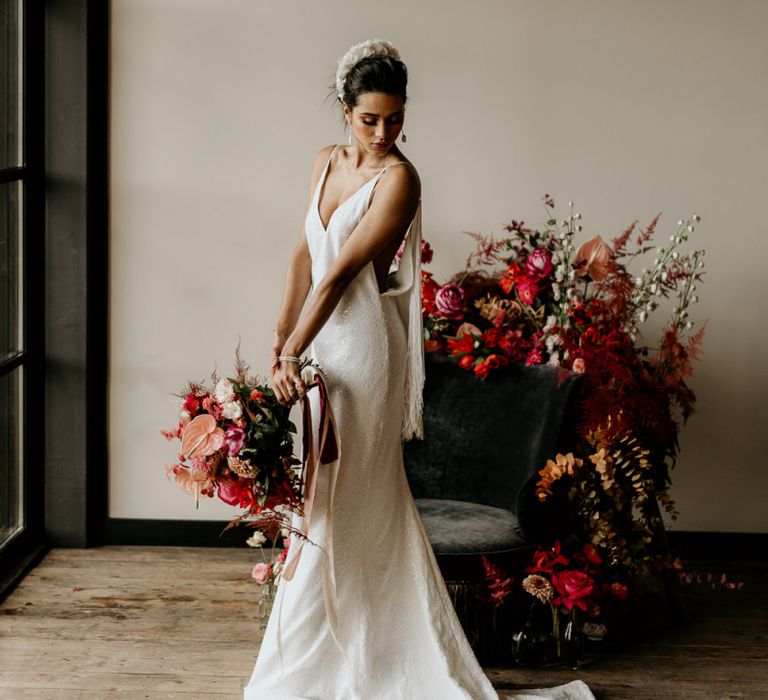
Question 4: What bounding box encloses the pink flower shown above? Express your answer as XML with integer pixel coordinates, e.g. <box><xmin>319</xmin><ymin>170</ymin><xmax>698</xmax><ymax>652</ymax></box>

<box><xmin>434</xmin><ymin>284</ymin><xmax>465</xmax><ymax>320</ymax></box>
<box><xmin>525</xmin><ymin>347</ymin><xmax>544</xmax><ymax>366</ymax></box>
<box><xmin>202</xmin><ymin>396</ymin><xmax>223</xmax><ymax>420</ymax></box>
<box><xmin>251</xmin><ymin>562</ymin><xmax>272</xmax><ymax>584</ymax></box>
<box><xmin>225</xmin><ymin>425</ymin><xmax>245</xmax><ymax>456</ymax></box>
<box><xmin>525</xmin><ymin>248</ymin><xmax>553</xmax><ymax>279</ymax></box>
<box><xmin>572</xmin><ymin>358</ymin><xmax>586</xmax><ymax>374</ymax></box>
<box><xmin>421</xmin><ymin>239</ymin><xmax>434</xmax><ymax>265</ymax></box>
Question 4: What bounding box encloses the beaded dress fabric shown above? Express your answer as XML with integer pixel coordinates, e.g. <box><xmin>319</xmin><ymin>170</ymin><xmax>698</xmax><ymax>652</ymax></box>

<box><xmin>243</xmin><ymin>145</ymin><xmax>595</xmax><ymax>700</ymax></box>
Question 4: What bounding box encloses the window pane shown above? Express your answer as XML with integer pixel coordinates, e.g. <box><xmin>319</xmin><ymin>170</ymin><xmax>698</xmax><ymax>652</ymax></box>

<box><xmin>0</xmin><ymin>181</ymin><xmax>22</xmax><ymax>359</ymax></box>
<box><xmin>0</xmin><ymin>365</ymin><xmax>23</xmax><ymax>549</ymax></box>
<box><xmin>0</xmin><ymin>0</ymin><xmax>22</xmax><ymax>168</ymax></box>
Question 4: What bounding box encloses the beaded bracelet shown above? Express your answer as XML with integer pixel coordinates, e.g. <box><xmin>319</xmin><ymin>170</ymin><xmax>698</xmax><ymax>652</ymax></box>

<box><xmin>278</xmin><ymin>355</ymin><xmax>302</xmax><ymax>364</ymax></box>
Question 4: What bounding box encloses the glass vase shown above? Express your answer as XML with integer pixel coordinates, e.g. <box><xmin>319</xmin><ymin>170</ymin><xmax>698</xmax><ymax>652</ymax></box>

<box><xmin>512</xmin><ymin>602</ymin><xmax>548</xmax><ymax>667</ymax></box>
<box><xmin>561</xmin><ymin>606</ymin><xmax>584</xmax><ymax>669</ymax></box>
<box><xmin>257</xmin><ymin>582</ymin><xmax>276</xmax><ymax>628</ymax></box>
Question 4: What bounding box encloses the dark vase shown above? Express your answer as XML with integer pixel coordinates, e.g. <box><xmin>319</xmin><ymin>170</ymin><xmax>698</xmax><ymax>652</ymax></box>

<box><xmin>512</xmin><ymin>602</ymin><xmax>548</xmax><ymax>667</ymax></box>
<box><xmin>561</xmin><ymin>607</ymin><xmax>584</xmax><ymax>669</ymax></box>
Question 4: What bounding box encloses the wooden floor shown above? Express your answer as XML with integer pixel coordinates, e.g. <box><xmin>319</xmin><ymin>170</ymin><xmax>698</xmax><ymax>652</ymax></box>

<box><xmin>0</xmin><ymin>546</ymin><xmax>765</xmax><ymax>699</ymax></box>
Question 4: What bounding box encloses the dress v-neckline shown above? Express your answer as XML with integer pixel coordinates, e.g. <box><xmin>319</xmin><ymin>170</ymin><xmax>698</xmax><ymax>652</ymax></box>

<box><xmin>315</xmin><ymin>146</ymin><xmax>398</xmax><ymax>233</ymax></box>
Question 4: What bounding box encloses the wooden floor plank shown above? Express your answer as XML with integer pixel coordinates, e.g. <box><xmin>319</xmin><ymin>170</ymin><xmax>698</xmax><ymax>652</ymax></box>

<box><xmin>1</xmin><ymin>546</ymin><xmax>766</xmax><ymax>699</ymax></box>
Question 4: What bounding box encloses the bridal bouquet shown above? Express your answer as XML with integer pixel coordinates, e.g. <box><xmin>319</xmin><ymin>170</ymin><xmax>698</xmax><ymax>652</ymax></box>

<box><xmin>161</xmin><ymin>343</ymin><xmax>314</xmax><ymax>543</ymax></box>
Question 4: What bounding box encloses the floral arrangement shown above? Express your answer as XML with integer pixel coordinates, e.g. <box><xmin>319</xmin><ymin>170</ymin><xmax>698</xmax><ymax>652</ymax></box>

<box><xmin>246</xmin><ymin>529</ymin><xmax>292</xmax><ymax>625</ymax></box>
<box><xmin>161</xmin><ymin>342</ymin><xmax>313</xmax><ymax>544</ymax></box>
<box><xmin>421</xmin><ymin>195</ymin><xmax>709</xmax><ymax>637</ymax></box>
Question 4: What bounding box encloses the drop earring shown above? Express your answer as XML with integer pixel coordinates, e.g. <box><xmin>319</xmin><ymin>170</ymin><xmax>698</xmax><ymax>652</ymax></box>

<box><xmin>401</xmin><ymin>122</ymin><xmax>407</xmax><ymax>143</ymax></box>
<box><xmin>347</xmin><ymin>121</ymin><xmax>352</xmax><ymax>145</ymax></box>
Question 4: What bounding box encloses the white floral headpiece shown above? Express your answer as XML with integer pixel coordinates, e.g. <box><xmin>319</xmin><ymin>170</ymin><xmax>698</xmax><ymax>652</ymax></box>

<box><xmin>335</xmin><ymin>38</ymin><xmax>401</xmax><ymax>101</ymax></box>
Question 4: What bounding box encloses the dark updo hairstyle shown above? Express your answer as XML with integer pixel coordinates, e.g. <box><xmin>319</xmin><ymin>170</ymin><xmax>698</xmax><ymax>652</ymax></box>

<box><xmin>329</xmin><ymin>55</ymin><xmax>408</xmax><ymax>127</ymax></box>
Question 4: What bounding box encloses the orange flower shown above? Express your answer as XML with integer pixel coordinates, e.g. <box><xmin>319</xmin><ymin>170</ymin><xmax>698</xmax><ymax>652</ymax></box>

<box><xmin>573</xmin><ymin>235</ymin><xmax>612</xmax><ymax>281</ymax></box>
<box><xmin>535</xmin><ymin>452</ymin><xmax>584</xmax><ymax>500</ymax></box>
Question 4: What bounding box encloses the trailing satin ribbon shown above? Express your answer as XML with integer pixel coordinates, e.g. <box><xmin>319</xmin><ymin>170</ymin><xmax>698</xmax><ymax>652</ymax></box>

<box><xmin>275</xmin><ymin>364</ymin><xmax>350</xmax><ymax>677</ymax></box>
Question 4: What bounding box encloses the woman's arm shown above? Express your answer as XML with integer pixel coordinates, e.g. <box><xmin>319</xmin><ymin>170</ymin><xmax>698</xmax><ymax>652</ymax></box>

<box><xmin>272</xmin><ymin>161</ymin><xmax>420</xmax><ymax>406</ymax></box>
<box><xmin>270</xmin><ymin>145</ymin><xmax>336</xmax><ymax>403</ymax></box>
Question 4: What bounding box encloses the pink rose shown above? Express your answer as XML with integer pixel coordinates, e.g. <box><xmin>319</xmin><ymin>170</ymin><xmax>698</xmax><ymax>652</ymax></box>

<box><xmin>572</xmin><ymin>358</ymin><xmax>586</xmax><ymax>374</ymax></box>
<box><xmin>251</xmin><ymin>562</ymin><xmax>272</xmax><ymax>584</ymax></box>
<box><xmin>434</xmin><ymin>284</ymin><xmax>465</xmax><ymax>320</ymax></box>
<box><xmin>525</xmin><ymin>248</ymin><xmax>553</xmax><ymax>279</ymax></box>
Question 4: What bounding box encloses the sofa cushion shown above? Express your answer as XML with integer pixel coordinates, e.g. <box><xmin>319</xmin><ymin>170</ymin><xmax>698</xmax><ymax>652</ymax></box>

<box><xmin>414</xmin><ymin>498</ymin><xmax>527</xmax><ymax>555</ymax></box>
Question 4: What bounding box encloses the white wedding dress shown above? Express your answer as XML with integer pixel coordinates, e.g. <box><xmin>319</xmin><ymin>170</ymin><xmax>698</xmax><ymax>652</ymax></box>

<box><xmin>243</xmin><ymin>145</ymin><xmax>595</xmax><ymax>700</ymax></box>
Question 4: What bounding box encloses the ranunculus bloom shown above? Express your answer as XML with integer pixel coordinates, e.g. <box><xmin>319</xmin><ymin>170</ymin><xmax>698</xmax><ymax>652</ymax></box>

<box><xmin>573</xmin><ymin>235</ymin><xmax>612</xmax><ymax>281</ymax></box>
<box><xmin>552</xmin><ymin>570</ymin><xmax>595</xmax><ymax>611</ymax></box>
<box><xmin>225</xmin><ymin>425</ymin><xmax>246</xmax><ymax>456</ymax></box>
<box><xmin>250</xmin><ymin>389</ymin><xmax>265</xmax><ymax>404</ymax></box>
<box><xmin>572</xmin><ymin>357</ymin><xmax>586</xmax><ymax>374</ymax></box>
<box><xmin>251</xmin><ymin>562</ymin><xmax>272</xmax><ymax>584</ymax></box>
<box><xmin>525</xmin><ymin>248</ymin><xmax>554</xmax><ymax>279</ymax></box>
<box><xmin>434</xmin><ymin>283</ymin><xmax>465</xmax><ymax>320</ymax></box>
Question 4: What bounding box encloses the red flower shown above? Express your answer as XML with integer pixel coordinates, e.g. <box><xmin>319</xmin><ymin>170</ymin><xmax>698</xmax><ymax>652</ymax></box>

<box><xmin>424</xmin><ymin>338</ymin><xmax>444</xmax><ymax>354</ymax></box>
<box><xmin>516</xmin><ymin>277</ymin><xmax>540</xmax><ymax>305</ymax></box>
<box><xmin>458</xmin><ymin>354</ymin><xmax>476</xmax><ymax>370</ymax></box>
<box><xmin>183</xmin><ymin>394</ymin><xmax>201</xmax><ymax>414</ymax></box>
<box><xmin>421</xmin><ymin>271</ymin><xmax>441</xmax><ymax>314</ymax></box>
<box><xmin>485</xmin><ymin>353</ymin><xmax>509</xmax><ymax>369</ymax></box>
<box><xmin>551</xmin><ymin>570</ymin><xmax>595</xmax><ymax>611</ymax></box>
<box><xmin>482</xmin><ymin>327</ymin><xmax>502</xmax><ymax>348</ymax></box>
<box><xmin>473</xmin><ymin>359</ymin><xmax>490</xmax><ymax>378</ymax></box>
<box><xmin>250</xmin><ymin>389</ymin><xmax>265</xmax><ymax>403</ymax></box>
<box><xmin>525</xmin><ymin>540</ymin><xmax>570</xmax><ymax>575</ymax></box>
<box><xmin>446</xmin><ymin>333</ymin><xmax>475</xmax><ymax>357</ymax></box>
<box><xmin>525</xmin><ymin>347</ymin><xmax>544</xmax><ymax>366</ymax></box>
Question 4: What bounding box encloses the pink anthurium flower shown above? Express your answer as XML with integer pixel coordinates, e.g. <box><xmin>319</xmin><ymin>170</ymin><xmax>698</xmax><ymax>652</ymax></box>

<box><xmin>180</xmin><ymin>414</ymin><xmax>226</xmax><ymax>459</ymax></box>
<box><xmin>573</xmin><ymin>235</ymin><xmax>612</xmax><ymax>281</ymax></box>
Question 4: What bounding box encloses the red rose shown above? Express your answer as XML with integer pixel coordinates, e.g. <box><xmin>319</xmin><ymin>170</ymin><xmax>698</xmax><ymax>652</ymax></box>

<box><xmin>552</xmin><ymin>570</ymin><xmax>595</xmax><ymax>611</ymax></box>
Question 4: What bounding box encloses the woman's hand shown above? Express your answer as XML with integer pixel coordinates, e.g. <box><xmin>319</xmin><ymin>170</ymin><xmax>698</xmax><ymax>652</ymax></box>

<box><xmin>271</xmin><ymin>359</ymin><xmax>307</xmax><ymax>407</ymax></box>
<box><xmin>270</xmin><ymin>328</ymin><xmax>288</xmax><ymax>374</ymax></box>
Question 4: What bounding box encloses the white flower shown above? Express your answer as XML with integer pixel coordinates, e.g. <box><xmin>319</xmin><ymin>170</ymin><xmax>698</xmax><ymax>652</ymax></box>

<box><xmin>639</xmin><ymin>311</ymin><xmax>647</xmax><ymax>323</ymax></box>
<box><xmin>215</xmin><ymin>378</ymin><xmax>235</xmax><ymax>404</ymax></box>
<box><xmin>222</xmin><ymin>400</ymin><xmax>242</xmax><ymax>420</ymax></box>
<box><xmin>246</xmin><ymin>531</ymin><xmax>267</xmax><ymax>548</ymax></box>
<box><xmin>336</xmin><ymin>39</ymin><xmax>401</xmax><ymax>98</ymax></box>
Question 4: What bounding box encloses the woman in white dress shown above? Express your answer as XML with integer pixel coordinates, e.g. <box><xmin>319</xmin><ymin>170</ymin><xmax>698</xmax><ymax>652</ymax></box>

<box><xmin>244</xmin><ymin>39</ymin><xmax>596</xmax><ymax>700</ymax></box>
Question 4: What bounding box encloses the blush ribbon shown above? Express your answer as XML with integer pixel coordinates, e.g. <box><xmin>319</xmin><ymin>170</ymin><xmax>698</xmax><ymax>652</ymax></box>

<box><xmin>275</xmin><ymin>364</ymin><xmax>350</xmax><ymax>676</ymax></box>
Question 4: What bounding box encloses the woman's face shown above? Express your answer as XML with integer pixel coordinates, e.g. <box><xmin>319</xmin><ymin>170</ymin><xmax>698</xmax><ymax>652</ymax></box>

<box><xmin>344</xmin><ymin>92</ymin><xmax>405</xmax><ymax>155</ymax></box>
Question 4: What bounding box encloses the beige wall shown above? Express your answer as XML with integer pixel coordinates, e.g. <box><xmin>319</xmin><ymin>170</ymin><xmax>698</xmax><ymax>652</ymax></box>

<box><xmin>110</xmin><ymin>0</ymin><xmax>768</xmax><ymax>532</ymax></box>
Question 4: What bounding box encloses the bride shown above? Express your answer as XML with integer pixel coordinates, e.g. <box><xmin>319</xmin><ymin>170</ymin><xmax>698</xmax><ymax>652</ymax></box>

<box><xmin>243</xmin><ymin>39</ymin><xmax>595</xmax><ymax>700</ymax></box>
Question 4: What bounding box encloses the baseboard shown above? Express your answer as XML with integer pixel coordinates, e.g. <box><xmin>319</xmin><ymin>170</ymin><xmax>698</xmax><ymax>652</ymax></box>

<box><xmin>99</xmin><ymin>518</ymin><xmax>768</xmax><ymax>560</ymax></box>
